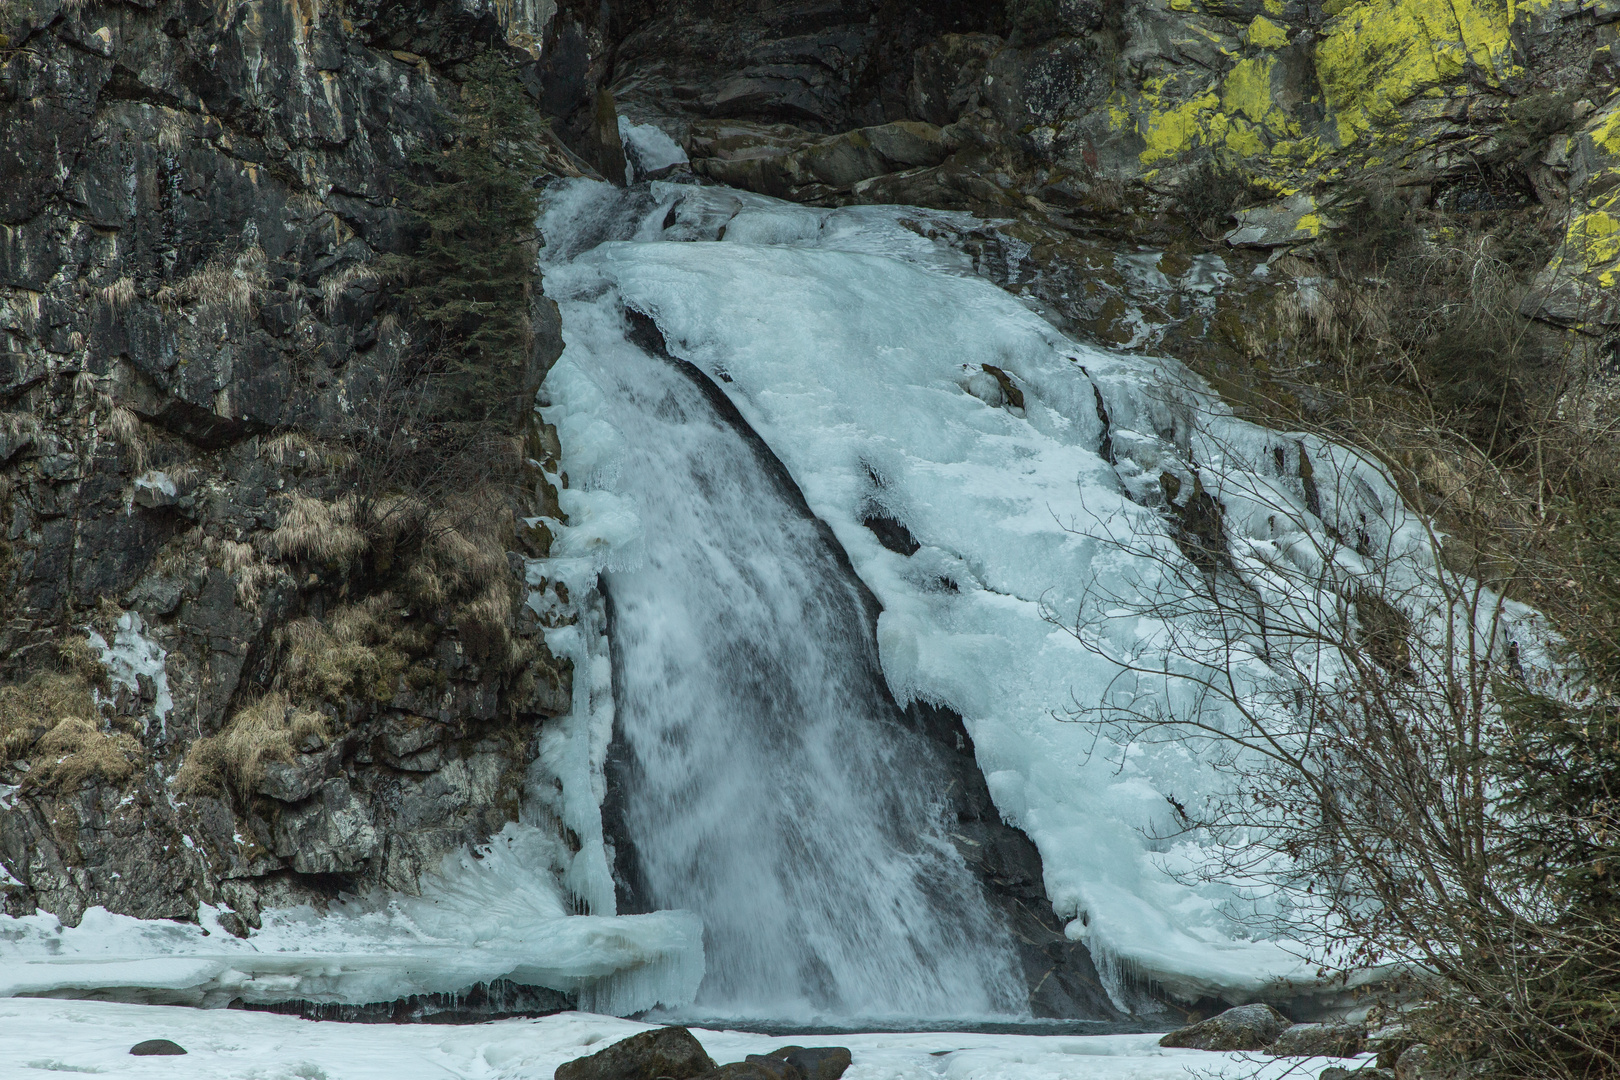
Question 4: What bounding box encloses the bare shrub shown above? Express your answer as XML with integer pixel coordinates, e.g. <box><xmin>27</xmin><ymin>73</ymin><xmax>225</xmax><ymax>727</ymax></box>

<box><xmin>1054</xmin><ymin>414</ymin><xmax>1619</xmax><ymax>1079</ymax></box>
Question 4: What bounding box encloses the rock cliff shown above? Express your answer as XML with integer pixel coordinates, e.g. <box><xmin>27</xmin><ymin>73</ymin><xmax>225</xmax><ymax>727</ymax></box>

<box><xmin>0</xmin><ymin>0</ymin><xmax>578</xmax><ymax>935</ymax></box>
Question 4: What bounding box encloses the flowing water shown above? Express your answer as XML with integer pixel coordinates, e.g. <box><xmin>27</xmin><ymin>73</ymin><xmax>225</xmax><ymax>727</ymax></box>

<box><xmin>588</xmin><ymin>326</ymin><xmax>1026</xmax><ymax>1022</ymax></box>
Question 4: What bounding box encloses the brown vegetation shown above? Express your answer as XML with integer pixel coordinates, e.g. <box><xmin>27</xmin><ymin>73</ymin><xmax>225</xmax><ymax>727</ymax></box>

<box><xmin>175</xmin><ymin>693</ymin><xmax>328</xmax><ymax>799</ymax></box>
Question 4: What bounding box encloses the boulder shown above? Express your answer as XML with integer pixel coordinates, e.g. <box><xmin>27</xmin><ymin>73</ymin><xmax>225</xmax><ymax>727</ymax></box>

<box><xmin>1159</xmin><ymin>1003</ymin><xmax>1293</xmax><ymax>1051</ymax></box>
<box><xmin>129</xmin><ymin>1039</ymin><xmax>187</xmax><ymax>1055</ymax></box>
<box><xmin>555</xmin><ymin>1027</ymin><xmax>717</xmax><ymax>1080</ymax></box>
<box><xmin>1321</xmin><ymin>1069</ymin><xmax>1394</xmax><ymax>1080</ymax></box>
<box><xmin>1266</xmin><ymin>1022</ymin><xmax>1369</xmax><ymax>1058</ymax></box>
<box><xmin>769</xmin><ymin>1045</ymin><xmax>852</xmax><ymax>1080</ymax></box>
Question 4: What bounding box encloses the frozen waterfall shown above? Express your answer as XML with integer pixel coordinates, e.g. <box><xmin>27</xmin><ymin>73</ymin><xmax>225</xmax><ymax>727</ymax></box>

<box><xmin>536</xmin><ymin>177</ymin><xmax>1456</xmax><ymax>1012</ymax></box>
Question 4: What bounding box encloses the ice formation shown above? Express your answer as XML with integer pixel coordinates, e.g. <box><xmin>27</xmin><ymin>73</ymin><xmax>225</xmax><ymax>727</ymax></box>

<box><xmin>532</xmin><ymin>179</ymin><xmax>1483</xmax><ymax>1005</ymax></box>
<box><xmin>0</xmin><ymin>825</ymin><xmax>702</xmax><ymax>1014</ymax></box>
<box><xmin>86</xmin><ymin>611</ymin><xmax>174</xmax><ymax>736</ymax></box>
<box><xmin>0</xmin><ymin>997</ymin><xmax>1360</xmax><ymax>1080</ymax></box>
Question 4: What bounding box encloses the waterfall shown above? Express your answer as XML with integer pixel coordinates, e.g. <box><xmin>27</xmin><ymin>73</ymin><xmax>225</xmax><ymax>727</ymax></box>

<box><xmin>536</xmin><ymin>177</ymin><xmax>1451</xmax><ymax>1013</ymax></box>
<box><xmin>571</xmin><ymin>312</ymin><xmax>1026</xmax><ymax>1022</ymax></box>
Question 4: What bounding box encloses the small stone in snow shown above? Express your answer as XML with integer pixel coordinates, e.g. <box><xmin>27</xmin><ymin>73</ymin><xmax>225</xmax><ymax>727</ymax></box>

<box><xmin>130</xmin><ymin>1039</ymin><xmax>187</xmax><ymax>1056</ymax></box>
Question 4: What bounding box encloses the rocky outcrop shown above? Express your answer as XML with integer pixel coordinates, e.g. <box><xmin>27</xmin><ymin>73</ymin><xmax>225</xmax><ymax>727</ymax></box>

<box><xmin>0</xmin><ymin>0</ymin><xmax>582</xmax><ymax>936</ymax></box>
<box><xmin>1160</xmin><ymin>1003</ymin><xmax>1295</xmax><ymax>1050</ymax></box>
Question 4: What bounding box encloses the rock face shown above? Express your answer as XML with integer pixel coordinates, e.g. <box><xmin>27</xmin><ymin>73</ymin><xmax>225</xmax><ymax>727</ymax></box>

<box><xmin>0</xmin><ymin>0</ymin><xmax>580</xmax><ymax>940</ymax></box>
<box><xmin>554</xmin><ymin>1027</ymin><xmax>718</xmax><ymax>1080</ymax></box>
<box><xmin>1160</xmin><ymin>1003</ymin><xmax>1295</xmax><ymax>1051</ymax></box>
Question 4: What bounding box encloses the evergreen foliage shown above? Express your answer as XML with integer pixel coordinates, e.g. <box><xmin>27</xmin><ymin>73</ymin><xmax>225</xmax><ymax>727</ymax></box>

<box><xmin>389</xmin><ymin>53</ymin><xmax>547</xmax><ymax>424</ymax></box>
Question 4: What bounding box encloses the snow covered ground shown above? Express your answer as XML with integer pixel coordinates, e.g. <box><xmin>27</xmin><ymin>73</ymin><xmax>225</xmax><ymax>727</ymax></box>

<box><xmin>0</xmin><ymin>999</ymin><xmax>1355</xmax><ymax>1080</ymax></box>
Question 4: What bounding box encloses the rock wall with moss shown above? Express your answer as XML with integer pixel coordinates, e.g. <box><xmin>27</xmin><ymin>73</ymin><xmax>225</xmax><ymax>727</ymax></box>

<box><xmin>0</xmin><ymin>0</ymin><xmax>580</xmax><ymax>934</ymax></box>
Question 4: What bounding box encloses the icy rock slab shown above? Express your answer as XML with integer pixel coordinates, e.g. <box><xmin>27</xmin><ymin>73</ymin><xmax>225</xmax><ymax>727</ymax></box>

<box><xmin>0</xmin><ymin>826</ymin><xmax>703</xmax><ymax>1014</ymax></box>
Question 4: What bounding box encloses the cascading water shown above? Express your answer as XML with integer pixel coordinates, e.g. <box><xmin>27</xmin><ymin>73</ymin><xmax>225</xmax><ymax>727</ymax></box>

<box><xmin>577</xmin><ymin>316</ymin><xmax>1027</xmax><ymax>1022</ymax></box>
<box><xmin>533</xmin><ymin>172</ymin><xmax>1469</xmax><ymax>1017</ymax></box>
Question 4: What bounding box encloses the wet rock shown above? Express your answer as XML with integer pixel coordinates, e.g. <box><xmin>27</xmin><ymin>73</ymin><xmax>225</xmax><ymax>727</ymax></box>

<box><xmin>554</xmin><ymin>1026</ymin><xmax>717</xmax><ymax>1080</ymax></box>
<box><xmin>129</xmin><ymin>1039</ymin><xmax>186</xmax><ymax>1055</ymax></box>
<box><xmin>1266</xmin><ymin>1022</ymin><xmax>1369</xmax><ymax>1058</ymax></box>
<box><xmin>1160</xmin><ymin>1003</ymin><xmax>1293</xmax><ymax>1051</ymax></box>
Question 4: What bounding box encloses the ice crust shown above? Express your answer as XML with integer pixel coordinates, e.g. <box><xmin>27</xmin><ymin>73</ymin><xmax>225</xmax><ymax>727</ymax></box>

<box><xmin>0</xmin><ymin>998</ymin><xmax>1368</xmax><ymax>1080</ymax></box>
<box><xmin>532</xmin><ymin>179</ymin><xmax>1498</xmax><ymax>1003</ymax></box>
<box><xmin>0</xmin><ymin>825</ymin><xmax>702</xmax><ymax>1013</ymax></box>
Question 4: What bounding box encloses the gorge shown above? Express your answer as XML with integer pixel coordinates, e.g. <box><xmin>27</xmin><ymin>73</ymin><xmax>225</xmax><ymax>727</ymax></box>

<box><xmin>0</xmin><ymin>0</ymin><xmax>1615</xmax><ymax>1070</ymax></box>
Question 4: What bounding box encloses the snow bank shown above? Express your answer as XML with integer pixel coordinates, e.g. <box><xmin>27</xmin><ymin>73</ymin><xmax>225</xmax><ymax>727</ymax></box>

<box><xmin>534</xmin><ymin>180</ymin><xmax>1479</xmax><ymax>1003</ymax></box>
<box><xmin>0</xmin><ymin>825</ymin><xmax>702</xmax><ymax>1014</ymax></box>
<box><xmin>0</xmin><ymin>997</ymin><xmax>1374</xmax><ymax>1080</ymax></box>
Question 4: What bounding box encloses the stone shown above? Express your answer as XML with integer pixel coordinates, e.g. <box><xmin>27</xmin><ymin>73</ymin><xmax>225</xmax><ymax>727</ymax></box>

<box><xmin>271</xmin><ymin>779</ymin><xmax>379</xmax><ymax>875</ymax></box>
<box><xmin>1266</xmin><ymin>1022</ymin><xmax>1369</xmax><ymax>1058</ymax></box>
<box><xmin>700</xmin><ymin>1065</ymin><xmax>797</xmax><ymax>1080</ymax></box>
<box><xmin>554</xmin><ymin>1027</ymin><xmax>717</xmax><ymax>1080</ymax></box>
<box><xmin>1224</xmin><ymin>194</ymin><xmax>1334</xmax><ymax>249</ymax></box>
<box><xmin>130</xmin><ymin>1039</ymin><xmax>187</xmax><ymax>1055</ymax></box>
<box><xmin>769</xmin><ymin>1046</ymin><xmax>852</xmax><ymax>1080</ymax></box>
<box><xmin>1159</xmin><ymin>1003</ymin><xmax>1293</xmax><ymax>1051</ymax></box>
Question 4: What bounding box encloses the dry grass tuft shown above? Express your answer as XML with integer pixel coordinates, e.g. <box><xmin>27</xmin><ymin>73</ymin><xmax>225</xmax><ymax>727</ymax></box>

<box><xmin>98</xmin><ymin>277</ymin><xmax>137</xmax><ymax>309</ymax></box>
<box><xmin>260</xmin><ymin>433</ymin><xmax>358</xmax><ymax>474</ymax></box>
<box><xmin>0</xmin><ymin>672</ymin><xmax>96</xmax><ymax>763</ymax></box>
<box><xmin>319</xmin><ymin>264</ymin><xmax>379</xmax><ymax>318</ymax></box>
<box><xmin>271</xmin><ymin>493</ymin><xmax>368</xmax><ymax>566</ymax></box>
<box><xmin>156</xmin><ymin>246</ymin><xmax>268</xmax><ymax>319</ymax></box>
<box><xmin>203</xmin><ymin>536</ymin><xmax>286</xmax><ymax>609</ymax></box>
<box><xmin>174</xmin><ymin>692</ymin><xmax>328</xmax><ymax>799</ymax></box>
<box><xmin>28</xmin><ymin>718</ymin><xmax>141</xmax><ymax>792</ymax></box>
<box><xmin>277</xmin><ymin>594</ymin><xmax>426</xmax><ymax>705</ymax></box>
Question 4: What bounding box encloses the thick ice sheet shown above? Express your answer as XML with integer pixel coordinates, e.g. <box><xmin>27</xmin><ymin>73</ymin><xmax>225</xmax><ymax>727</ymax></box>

<box><xmin>0</xmin><ymin>998</ymin><xmax>1371</xmax><ymax>1080</ymax></box>
<box><xmin>535</xmin><ymin>180</ymin><xmax>1461</xmax><ymax>1002</ymax></box>
<box><xmin>0</xmin><ymin>825</ymin><xmax>702</xmax><ymax>1015</ymax></box>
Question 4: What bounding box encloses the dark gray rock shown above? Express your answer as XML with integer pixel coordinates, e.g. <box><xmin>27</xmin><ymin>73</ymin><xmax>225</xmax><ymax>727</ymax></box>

<box><xmin>1266</xmin><ymin>1022</ymin><xmax>1369</xmax><ymax>1058</ymax></box>
<box><xmin>703</xmin><ymin>1065</ymin><xmax>797</xmax><ymax>1080</ymax></box>
<box><xmin>554</xmin><ymin>1026</ymin><xmax>717</xmax><ymax>1080</ymax></box>
<box><xmin>1321</xmin><ymin>1069</ymin><xmax>1394</xmax><ymax>1080</ymax></box>
<box><xmin>768</xmin><ymin>1046</ymin><xmax>852</xmax><ymax>1080</ymax></box>
<box><xmin>130</xmin><ymin>1039</ymin><xmax>187</xmax><ymax>1056</ymax></box>
<box><xmin>1160</xmin><ymin>1004</ymin><xmax>1294</xmax><ymax>1051</ymax></box>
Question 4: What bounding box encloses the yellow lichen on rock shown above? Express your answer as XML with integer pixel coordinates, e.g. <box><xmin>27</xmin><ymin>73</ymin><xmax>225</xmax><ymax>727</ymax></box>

<box><xmin>1314</xmin><ymin>0</ymin><xmax>1515</xmax><ymax>143</ymax></box>
<box><xmin>1246</xmin><ymin>15</ymin><xmax>1291</xmax><ymax>48</ymax></box>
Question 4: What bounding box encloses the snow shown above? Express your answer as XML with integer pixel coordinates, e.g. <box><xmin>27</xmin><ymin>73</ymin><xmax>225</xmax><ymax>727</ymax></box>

<box><xmin>0</xmin><ymin>998</ymin><xmax>1369</xmax><ymax>1080</ymax></box>
<box><xmin>86</xmin><ymin>611</ymin><xmax>174</xmax><ymax>736</ymax></box>
<box><xmin>532</xmin><ymin>179</ymin><xmax>1480</xmax><ymax>1004</ymax></box>
<box><xmin>0</xmin><ymin>825</ymin><xmax>702</xmax><ymax>1015</ymax></box>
